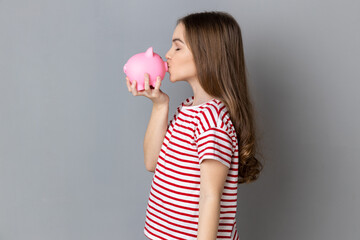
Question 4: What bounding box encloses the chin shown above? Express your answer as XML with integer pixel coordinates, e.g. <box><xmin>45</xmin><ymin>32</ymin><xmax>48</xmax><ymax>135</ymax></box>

<box><xmin>169</xmin><ymin>74</ymin><xmax>189</xmax><ymax>83</ymax></box>
<box><xmin>169</xmin><ymin>75</ymin><xmax>178</xmax><ymax>83</ymax></box>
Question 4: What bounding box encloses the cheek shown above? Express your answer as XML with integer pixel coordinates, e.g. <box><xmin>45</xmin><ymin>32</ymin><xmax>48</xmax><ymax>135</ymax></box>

<box><xmin>184</xmin><ymin>60</ymin><xmax>197</xmax><ymax>75</ymax></box>
<box><xmin>171</xmin><ymin>54</ymin><xmax>197</xmax><ymax>77</ymax></box>
<box><xmin>173</xmin><ymin>63</ymin><xmax>196</xmax><ymax>80</ymax></box>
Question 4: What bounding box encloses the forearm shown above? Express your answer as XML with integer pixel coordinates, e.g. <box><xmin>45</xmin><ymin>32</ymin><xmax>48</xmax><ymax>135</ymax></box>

<box><xmin>143</xmin><ymin>103</ymin><xmax>169</xmax><ymax>172</ymax></box>
<box><xmin>197</xmin><ymin>196</ymin><xmax>221</xmax><ymax>240</ymax></box>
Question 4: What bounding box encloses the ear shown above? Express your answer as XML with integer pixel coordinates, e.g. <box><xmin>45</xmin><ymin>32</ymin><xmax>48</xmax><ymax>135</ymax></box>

<box><xmin>145</xmin><ymin>47</ymin><xmax>154</xmax><ymax>58</ymax></box>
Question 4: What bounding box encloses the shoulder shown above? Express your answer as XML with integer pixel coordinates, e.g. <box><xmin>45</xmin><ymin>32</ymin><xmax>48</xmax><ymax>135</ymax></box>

<box><xmin>196</xmin><ymin>99</ymin><xmax>236</xmax><ymax>138</ymax></box>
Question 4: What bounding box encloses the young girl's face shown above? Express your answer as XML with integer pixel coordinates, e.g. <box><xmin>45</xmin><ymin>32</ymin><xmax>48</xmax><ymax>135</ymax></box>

<box><xmin>165</xmin><ymin>23</ymin><xmax>197</xmax><ymax>83</ymax></box>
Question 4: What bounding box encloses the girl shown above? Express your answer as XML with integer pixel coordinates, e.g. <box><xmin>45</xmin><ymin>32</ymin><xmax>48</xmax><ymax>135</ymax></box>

<box><xmin>126</xmin><ymin>11</ymin><xmax>263</xmax><ymax>240</ymax></box>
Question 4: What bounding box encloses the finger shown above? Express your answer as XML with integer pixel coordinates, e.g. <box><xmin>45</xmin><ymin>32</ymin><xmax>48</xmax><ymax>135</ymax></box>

<box><xmin>144</xmin><ymin>73</ymin><xmax>150</xmax><ymax>91</ymax></box>
<box><xmin>126</xmin><ymin>77</ymin><xmax>131</xmax><ymax>92</ymax></box>
<box><xmin>154</xmin><ymin>76</ymin><xmax>161</xmax><ymax>90</ymax></box>
<box><xmin>131</xmin><ymin>80</ymin><xmax>138</xmax><ymax>96</ymax></box>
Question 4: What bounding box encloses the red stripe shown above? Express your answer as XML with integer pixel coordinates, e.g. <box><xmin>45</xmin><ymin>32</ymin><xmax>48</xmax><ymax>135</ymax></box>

<box><xmin>149</xmin><ymin>191</ymin><xmax>199</xmax><ymax>214</ymax></box>
<box><xmin>173</xmin><ymin>127</ymin><xmax>193</xmax><ymax>139</ymax></box>
<box><xmin>146</xmin><ymin>214</ymin><xmax>197</xmax><ymax>238</ymax></box>
<box><xmin>178</xmin><ymin>110</ymin><xmax>195</xmax><ymax>118</ymax></box>
<box><xmin>167</xmin><ymin>139</ymin><xmax>197</xmax><ymax>153</ymax></box>
<box><xmin>219</xmin><ymin>222</ymin><xmax>236</xmax><ymax>226</ymax></box>
<box><xmin>197</xmin><ymin>132</ymin><xmax>232</xmax><ymax>146</ymax></box>
<box><xmin>160</xmin><ymin>151</ymin><xmax>200</xmax><ymax>171</ymax></box>
<box><xmin>197</xmin><ymin>128</ymin><xmax>231</xmax><ymax>142</ymax></box>
<box><xmin>152</xmin><ymin>181</ymin><xmax>199</xmax><ymax>204</ymax></box>
<box><xmin>171</xmin><ymin>134</ymin><xmax>197</xmax><ymax>147</ymax></box>
<box><xmin>156</xmin><ymin>168</ymin><xmax>200</xmax><ymax>185</ymax></box>
<box><xmin>176</xmin><ymin>115</ymin><xmax>196</xmax><ymax>126</ymax></box>
<box><xmin>153</xmin><ymin>178</ymin><xmax>200</xmax><ymax>198</ymax></box>
<box><xmin>167</xmin><ymin>147</ymin><xmax>197</xmax><ymax>158</ymax></box>
<box><xmin>200</xmin><ymin>153</ymin><xmax>231</xmax><ymax>165</ymax></box>
<box><xmin>224</xmin><ymin>186</ymin><xmax>238</xmax><ymax>190</ymax></box>
<box><xmin>145</xmin><ymin>219</ymin><xmax>187</xmax><ymax>240</ymax></box>
<box><xmin>160</xmin><ymin>148</ymin><xmax>167</xmax><ymax>156</ymax></box>
<box><xmin>218</xmin><ymin>229</ymin><xmax>233</xmax><ymax>233</ymax></box>
<box><xmin>201</xmin><ymin>110</ymin><xmax>211</xmax><ymax>129</ymax></box>
<box><xmin>198</xmin><ymin>115</ymin><xmax>206</xmax><ymax>135</ymax></box>
<box><xmin>219</xmin><ymin>105</ymin><xmax>226</xmax><ymax>114</ymax></box>
<box><xmin>234</xmin><ymin>227</ymin><xmax>238</xmax><ymax>240</ymax></box>
<box><xmin>199</xmin><ymin>146</ymin><xmax>232</xmax><ymax>160</ymax></box>
<box><xmin>160</xmin><ymin>153</ymin><xmax>199</xmax><ymax>170</ymax></box>
<box><xmin>228</xmin><ymin>173</ymin><xmax>238</xmax><ymax>178</ymax></box>
<box><xmin>176</xmin><ymin>122</ymin><xmax>196</xmax><ymax>133</ymax></box>
<box><xmin>157</xmin><ymin>161</ymin><xmax>200</xmax><ymax>178</ymax></box>
<box><xmin>159</xmin><ymin>154</ymin><xmax>199</xmax><ymax>166</ymax></box>
<box><xmin>144</xmin><ymin>225</ymin><xmax>167</xmax><ymax>240</ymax></box>
<box><xmin>221</xmin><ymin>204</ymin><xmax>237</xmax><ymax>208</ymax></box>
<box><xmin>197</xmin><ymin>137</ymin><xmax>232</xmax><ymax>151</ymax></box>
<box><xmin>220</xmin><ymin>199</ymin><xmax>237</xmax><ymax>203</ymax></box>
<box><xmin>155</xmin><ymin>174</ymin><xmax>200</xmax><ymax>191</ymax></box>
<box><xmin>147</xmin><ymin>207</ymin><xmax>198</xmax><ymax>232</ymax></box>
<box><xmin>184</xmin><ymin>108</ymin><xmax>199</xmax><ymax>114</ymax></box>
<box><xmin>165</xmin><ymin>128</ymin><xmax>174</xmax><ymax>142</ymax></box>
<box><xmin>222</xmin><ymin>185</ymin><xmax>237</xmax><ymax>191</ymax></box>
<box><xmin>207</xmin><ymin>105</ymin><xmax>218</xmax><ymax>125</ymax></box>
<box><xmin>226</xmin><ymin>179</ymin><xmax>238</xmax><ymax>184</ymax></box>
<box><xmin>223</xmin><ymin>192</ymin><xmax>237</xmax><ymax>196</ymax></box>
<box><xmin>220</xmin><ymin>210</ymin><xmax>237</xmax><ymax>214</ymax></box>
<box><xmin>224</xmin><ymin>110</ymin><xmax>229</xmax><ymax>121</ymax></box>
<box><xmin>148</xmin><ymin>197</ymin><xmax>198</xmax><ymax>222</ymax></box>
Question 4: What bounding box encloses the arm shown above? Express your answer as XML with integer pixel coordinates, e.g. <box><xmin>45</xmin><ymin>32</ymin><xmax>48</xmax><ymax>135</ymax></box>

<box><xmin>197</xmin><ymin>159</ymin><xmax>229</xmax><ymax>240</ymax></box>
<box><xmin>126</xmin><ymin>74</ymin><xmax>170</xmax><ymax>173</ymax></box>
<box><xmin>143</xmin><ymin>102</ymin><xmax>169</xmax><ymax>172</ymax></box>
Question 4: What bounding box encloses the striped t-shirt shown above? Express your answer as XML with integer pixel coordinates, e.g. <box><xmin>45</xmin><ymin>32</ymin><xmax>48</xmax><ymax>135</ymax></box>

<box><xmin>144</xmin><ymin>96</ymin><xmax>240</xmax><ymax>240</ymax></box>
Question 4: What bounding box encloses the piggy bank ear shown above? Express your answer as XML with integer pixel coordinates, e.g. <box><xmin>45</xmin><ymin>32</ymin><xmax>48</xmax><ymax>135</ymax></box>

<box><xmin>145</xmin><ymin>47</ymin><xmax>154</xmax><ymax>58</ymax></box>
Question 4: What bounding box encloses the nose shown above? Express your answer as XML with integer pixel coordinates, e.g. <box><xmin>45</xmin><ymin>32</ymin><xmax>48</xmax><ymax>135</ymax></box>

<box><xmin>165</xmin><ymin>49</ymin><xmax>171</xmax><ymax>60</ymax></box>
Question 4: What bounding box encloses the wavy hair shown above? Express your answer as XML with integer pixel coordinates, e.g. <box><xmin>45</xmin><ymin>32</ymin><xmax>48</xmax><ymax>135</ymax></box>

<box><xmin>177</xmin><ymin>11</ymin><xmax>263</xmax><ymax>184</ymax></box>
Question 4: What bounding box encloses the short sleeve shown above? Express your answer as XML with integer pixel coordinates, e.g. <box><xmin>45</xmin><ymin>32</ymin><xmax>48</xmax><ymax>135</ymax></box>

<box><xmin>196</xmin><ymin>127</ymin><xmax>233</xmax><ymax>168</ymax></box>
<box><xmin>195</xmin><ymin>106</ymin><xmax>234</xmax><ymax>168</ymax></box>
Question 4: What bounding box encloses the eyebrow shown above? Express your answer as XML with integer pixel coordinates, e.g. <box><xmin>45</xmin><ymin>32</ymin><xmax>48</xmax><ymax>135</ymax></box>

<box><xmin>172</xmin><ymin>38</ymin><xmax>184</xmax><ymax>44</ymax></box>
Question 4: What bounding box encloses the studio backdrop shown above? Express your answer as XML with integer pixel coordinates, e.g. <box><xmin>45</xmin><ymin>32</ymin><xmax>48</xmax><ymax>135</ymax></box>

<box><xmin>0</xmin><ymin>0</ymin><xmax>359</xmax><ymax>239</ymax></box>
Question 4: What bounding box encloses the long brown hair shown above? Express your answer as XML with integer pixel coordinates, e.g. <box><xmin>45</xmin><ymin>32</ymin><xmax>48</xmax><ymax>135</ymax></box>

<box><xmin>177</xmin><ymin>11</ymin><xmax>263</xmax><ymax>184</ymax></box>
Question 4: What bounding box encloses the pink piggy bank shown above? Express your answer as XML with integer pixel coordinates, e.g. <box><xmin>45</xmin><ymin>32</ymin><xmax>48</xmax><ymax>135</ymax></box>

<box><xmin>124</xmin><ymin>47</ymin><xmax>168</xmax><ymax>91</ymax></box>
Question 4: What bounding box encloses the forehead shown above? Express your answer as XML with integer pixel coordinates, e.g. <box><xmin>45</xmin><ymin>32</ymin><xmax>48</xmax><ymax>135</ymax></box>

<box><xmin>172</xmin><ymin>23</ymin><xmax>185</xmax><ymax>42</ymax></box>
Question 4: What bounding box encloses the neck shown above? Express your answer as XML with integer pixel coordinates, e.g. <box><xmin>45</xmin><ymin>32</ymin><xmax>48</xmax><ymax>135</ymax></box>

<box><xmin>188</xmin><ymin>78</ymin><xmax>214</xmax><ymax>106</ymax></box>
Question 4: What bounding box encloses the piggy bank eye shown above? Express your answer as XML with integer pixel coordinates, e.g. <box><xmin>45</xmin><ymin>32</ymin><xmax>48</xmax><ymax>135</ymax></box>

<box><xmin>175</xmin><ymin>48</ymin><xmax>180</xmax><ymax>51</ymax></box>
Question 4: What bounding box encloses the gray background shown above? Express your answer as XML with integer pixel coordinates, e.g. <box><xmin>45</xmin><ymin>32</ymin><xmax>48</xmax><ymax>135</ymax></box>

<box><xmin>1</xmin><ymin>0</ymin><xmax>359</xmax><ymax>239</ymax></box>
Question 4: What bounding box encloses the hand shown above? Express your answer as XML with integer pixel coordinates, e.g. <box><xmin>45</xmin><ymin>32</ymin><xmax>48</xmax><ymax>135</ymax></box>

<box><xmin>126</xmin><ymin>73</ymin><xmax>169</xmax><ymax>106</ymax></box>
